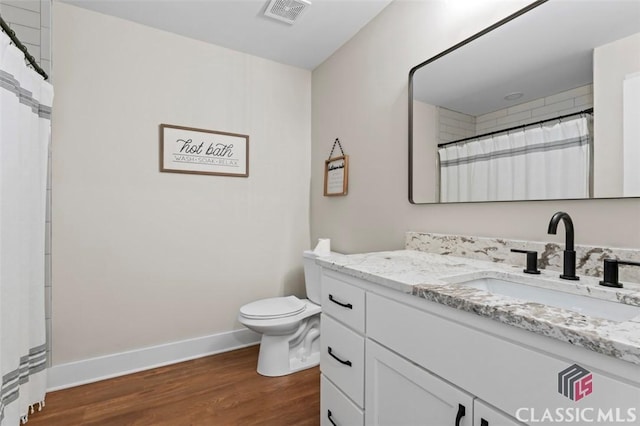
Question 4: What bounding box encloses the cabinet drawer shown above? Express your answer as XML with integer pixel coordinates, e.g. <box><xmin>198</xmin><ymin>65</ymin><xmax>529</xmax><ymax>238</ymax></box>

<box><xmin>322</xmin><ymin>273</ymin><xmax>365</xmax><ymax>333</ymax></box>
<box><xmin>321</xmin><ymin>314</ymin><xmax>365</xmax><ymax>407</ymax></box>
<box><xmin>321</xmin><ymin>375</ymin><xmax>364</xmax><ymax>426</ymax></box>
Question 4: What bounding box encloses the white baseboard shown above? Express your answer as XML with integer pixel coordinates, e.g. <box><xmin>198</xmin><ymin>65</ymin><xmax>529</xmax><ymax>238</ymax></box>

<box><xmin>47</xmin><ymin>328</ymin><xmax>261</xmax><ymax>391</ymax></box>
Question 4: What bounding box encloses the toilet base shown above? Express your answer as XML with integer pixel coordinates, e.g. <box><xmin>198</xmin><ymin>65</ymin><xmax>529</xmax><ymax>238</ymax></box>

<box><xmin>256</xmin><ymin>316</ymin><xmax>320</xmax><ymax>377</ymax></box>
<box><xmin>257</xmin><ymin>343</ymin><xmax>320</xmax><ymax>377</ymax></box>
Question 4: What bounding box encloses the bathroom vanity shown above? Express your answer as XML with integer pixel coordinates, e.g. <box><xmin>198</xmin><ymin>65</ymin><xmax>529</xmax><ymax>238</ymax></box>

<box><xmin>318</xmin><ymin>235</ymin><xmax>640</xmax><ymax>426</ymax></box>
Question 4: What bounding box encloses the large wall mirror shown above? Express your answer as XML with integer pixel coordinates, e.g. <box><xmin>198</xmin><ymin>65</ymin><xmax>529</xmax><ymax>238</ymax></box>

<box><xmin>409</xmin><ymin>0</ymin><xmax>640</xmax><ymax>204</ymax></box>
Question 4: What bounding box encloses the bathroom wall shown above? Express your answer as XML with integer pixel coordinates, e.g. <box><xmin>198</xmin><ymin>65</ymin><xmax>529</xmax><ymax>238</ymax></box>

<box><xmin>311</xmin><ymin>0</ymin><xmax>640</xmax><ymax>255</ymax></box>
<box><xmin>593</xmin><ymin>32</ymin><xmax>640</xmax><ymax>198</ymax></box>
<box><xmin>52</xmin><ymin>2</ymin><xmax>311</xmax><ymax>365</ymax></box>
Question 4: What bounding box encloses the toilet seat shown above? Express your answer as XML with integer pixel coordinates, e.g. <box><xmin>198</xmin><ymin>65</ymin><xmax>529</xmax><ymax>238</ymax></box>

<box><xmin>240</xmin><ymin>295</ymin><xmax>306</xmax><ymax>320</ymax></box>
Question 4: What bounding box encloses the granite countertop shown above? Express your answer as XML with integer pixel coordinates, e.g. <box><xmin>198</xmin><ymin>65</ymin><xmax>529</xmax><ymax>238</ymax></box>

<box><xmin>316</xmin><ymin>250</ymin><xmax>640</xmax><ymax>365</ymax></box>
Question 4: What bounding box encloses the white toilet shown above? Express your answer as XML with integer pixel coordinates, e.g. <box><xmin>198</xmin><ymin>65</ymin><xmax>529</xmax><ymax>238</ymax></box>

<box><xmin>238</xmin><ymin>250</ymin><xmax>327</xmax><ymax>377</ymax></box>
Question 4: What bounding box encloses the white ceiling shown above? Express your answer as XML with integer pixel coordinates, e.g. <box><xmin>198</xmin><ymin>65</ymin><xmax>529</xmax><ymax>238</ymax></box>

<box><xmin>412</xmin><ymin>0</ymin><xmax>640</xmax><ymax>116</ymax></box>
<box><xmin>63</xmin><ymin>0</ymin><xmax>394</xmax><ymax>70</ymax></box>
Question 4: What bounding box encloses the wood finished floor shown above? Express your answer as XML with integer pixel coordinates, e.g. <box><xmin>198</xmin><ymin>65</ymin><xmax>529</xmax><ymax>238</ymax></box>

<box><xmin>28</xmin><ymin>345</ymin><xmax>320</xmax><ymax>426</ymax></box>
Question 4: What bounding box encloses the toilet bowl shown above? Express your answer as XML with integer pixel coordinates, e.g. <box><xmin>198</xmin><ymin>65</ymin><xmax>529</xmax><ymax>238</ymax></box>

<box><xmin>238</xmin><ymin>250</ymin><xmax>329</xmax><ymax>377</ymax></box>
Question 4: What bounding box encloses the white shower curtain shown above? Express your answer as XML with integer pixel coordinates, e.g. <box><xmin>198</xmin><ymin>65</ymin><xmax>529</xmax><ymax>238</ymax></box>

<box><xmin>439</xmin><ymin>116</ymin><xmax>590</xmax><ymax>202</ymax></box>
<box><xmin>0</xmin><ymin>31</ymin><xmax>52</xmax><ymax>425</ymax></box>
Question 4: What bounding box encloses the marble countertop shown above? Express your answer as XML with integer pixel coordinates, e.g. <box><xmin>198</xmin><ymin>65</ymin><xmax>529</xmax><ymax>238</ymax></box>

<box><xmin>316</xmin><ymin>250</ymin><xmax>640</xmax><ymax>365</ymax></box>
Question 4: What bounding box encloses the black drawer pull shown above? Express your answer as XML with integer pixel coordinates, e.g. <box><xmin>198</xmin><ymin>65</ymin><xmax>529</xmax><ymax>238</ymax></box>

<box><xmin>481</xmin><ymin>419</ymin><xmax>489</xmax><ymax>426</ymax></box>
<box><xmin>455</xmin><ymin>404</ymin><xmax>466</xmax><ymax>426</ymax></box>
<box><xmin>328</xmin><ymin>346</ymin><xmax>352</xmax><ymax>366</ymax></box>
<box><xmin>329</xmin><ymin>294</ymin><xmax>353</xmax><ymax>309</ymax></box>
<box><xmin>327</xmin><ymin>409</ymin><xmax>337</xmax><ymax>426</ymax></box>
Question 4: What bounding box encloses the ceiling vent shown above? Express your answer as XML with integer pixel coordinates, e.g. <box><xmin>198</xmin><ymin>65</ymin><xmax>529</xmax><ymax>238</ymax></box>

<box><xmin>264</xmin><ymin>0</ymin><xmax>311</xmax><ymax>25</ymax></box>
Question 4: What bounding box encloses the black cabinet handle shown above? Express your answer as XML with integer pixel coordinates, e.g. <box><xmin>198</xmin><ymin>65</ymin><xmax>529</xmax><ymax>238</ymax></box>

<box><xmin>481</xmin><ymin>419</ymin><xmax>489</xmax><ymax>426</ymax></box>
<box><xmin>327</xmin><ymin>346</ymin><xmax>352</xmax><ymax>366</ymax></box>
<box><xmin>455</xmin><ymin>404</ymin><xmax>466</xmax><ymax>426</ymax></box>
<box><xmin>329</xmin><ymin>294</ymin><xmax>353</xmax><ymax>309</ymax></box>
<box><xmin>327</xmin><ymin>409</ymin><xmax>337</xmax><ymax>426</ymax></box>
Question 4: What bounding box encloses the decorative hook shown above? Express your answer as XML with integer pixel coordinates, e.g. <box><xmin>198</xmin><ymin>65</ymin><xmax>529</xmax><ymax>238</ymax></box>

<box><xmin>327</xmin><ymin>138</ymin><xmax>345</xmax><ymax>160</ymax></box>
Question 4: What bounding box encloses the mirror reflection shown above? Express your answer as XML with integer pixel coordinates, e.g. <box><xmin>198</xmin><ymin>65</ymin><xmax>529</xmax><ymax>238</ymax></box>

<box><xmin>409</xmin><ymin>0</ymin><xmax>640</xmax><ymax>204</ymax></box>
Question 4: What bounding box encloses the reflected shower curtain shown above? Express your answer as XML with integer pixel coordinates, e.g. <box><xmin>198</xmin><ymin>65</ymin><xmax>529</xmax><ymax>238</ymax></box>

<box><xmin>0</xmin><ymin>31</ymin><xmax>52</xmax><ymax>425</ymax></box>
<box><xmin>439</xmin><ymin>117</ymin><xmax>590</xmax><ymax>202</ymax></box>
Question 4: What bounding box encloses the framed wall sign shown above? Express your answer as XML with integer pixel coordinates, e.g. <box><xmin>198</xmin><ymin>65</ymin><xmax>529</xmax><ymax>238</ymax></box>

<box><xmin>160</xmin><ymin>124</ymin><xmax>249</xmax><ymax>177</ymax></box>
<box><xmin>324</xmin><ymin>155</ymin><xmax>349</xmax><ymax>196</ymax></box>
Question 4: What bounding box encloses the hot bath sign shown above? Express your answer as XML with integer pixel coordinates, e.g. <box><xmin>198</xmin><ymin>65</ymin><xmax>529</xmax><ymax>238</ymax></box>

<box><xmin>160</xmin><ymin>124</ymin><xmax>249</xmax><ymax>177</ymax></box>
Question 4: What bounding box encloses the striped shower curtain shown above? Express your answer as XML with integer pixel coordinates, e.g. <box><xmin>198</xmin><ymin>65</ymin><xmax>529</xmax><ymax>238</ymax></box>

<box><xmin>0</xmin><ymin>31</ymin><xmax>52</xmax><ymax>425</ymax></box>
<box><xmin>439</xmin><ymin>116</ymin><xmax>591</xmax><ymax>202</ymax></box>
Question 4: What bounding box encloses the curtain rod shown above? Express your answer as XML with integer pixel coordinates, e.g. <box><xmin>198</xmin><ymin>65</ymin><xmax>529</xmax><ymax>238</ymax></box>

<box><xmin>437</xmin><ymin>107</ymin><xmax>593</xmax><ymax>149</ymax></box>
<box><xmin>0</xmin><ymin>14</ymin><xmax>48</xmax><ymax>80</ymax></box>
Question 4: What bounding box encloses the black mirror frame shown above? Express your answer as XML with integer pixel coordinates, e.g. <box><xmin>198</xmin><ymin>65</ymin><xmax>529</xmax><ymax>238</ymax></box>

<box><xmin>408</xmin><ymin>0</ymin><xmax>549</xmax><ymax>204</ymax></box>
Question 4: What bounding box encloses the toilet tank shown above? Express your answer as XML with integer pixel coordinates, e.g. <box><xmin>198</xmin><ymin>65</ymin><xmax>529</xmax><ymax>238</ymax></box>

<box><xmin>303</xmin><ymin>250</ymin><xmax>323</xmax><ymax>304</ymax></box>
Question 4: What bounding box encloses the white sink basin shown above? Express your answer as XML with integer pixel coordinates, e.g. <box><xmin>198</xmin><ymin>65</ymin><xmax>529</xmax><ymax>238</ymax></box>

<box><xmin>448</xmin><ymin>276</ymin><xmax>640</xmax><ymax>322</ymax></box>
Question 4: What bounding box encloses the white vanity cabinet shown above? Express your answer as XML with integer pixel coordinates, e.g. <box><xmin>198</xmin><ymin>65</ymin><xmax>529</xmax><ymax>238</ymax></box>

<box><xmin>365</xmin><ymin>337</ymin><xmax>527</xmax><ymax>426</ymax></box>
<box><xmin>320</xmin><ymin>273</ymin><xmax>367</xmax><ymax>426</ymax></box>
<box><xmin>474</xmin><ymin>400</ymin><xmax>525</xmax><ymax>426</ymax></box>
<box><xmin>321</xmin><ymin>314</ymin><xmax>365</xmax><ymax>406</ymax></box>
<box><xmin>366</xmin><ymin>338</ymin><xmax>473</xmax><ymax>426</ymax></box>
<box><xmin>366</xmin><ymin>291</ymin><xmax>640</xmax><ymax>424</ymax></box>
<box><xmin>319</xmin><ymin>268</ymin><xmax>640</xmax><ymax>426</ymax></box>
<box><xmin>321</xmin><ymin>375</ymin><xmax>363</xmax><ymax>426</ymax></box>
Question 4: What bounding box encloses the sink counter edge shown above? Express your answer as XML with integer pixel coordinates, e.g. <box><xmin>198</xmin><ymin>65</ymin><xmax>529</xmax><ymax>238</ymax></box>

<box><xmin>315</xmin><ymin>250</ymin><xmax>640</xmax><ymax>366</ymax></box>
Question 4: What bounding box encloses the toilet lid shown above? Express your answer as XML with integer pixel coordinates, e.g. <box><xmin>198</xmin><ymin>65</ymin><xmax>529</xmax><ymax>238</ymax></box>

<box><xmin>240</xmin><ymin>296</ymin><xmax>306</xmax><ymax>320</ymax></box>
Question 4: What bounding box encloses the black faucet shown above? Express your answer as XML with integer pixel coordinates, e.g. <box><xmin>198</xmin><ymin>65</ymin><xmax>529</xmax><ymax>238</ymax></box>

<box><xmin>547</xmin><ymin>211</ymin><xmax>579</xmax><ymax>280</ymax></box>
<box><xmin>600</xmin><ymin>259</ymin><xmax>640</xmax><ymax>288</ymax></box>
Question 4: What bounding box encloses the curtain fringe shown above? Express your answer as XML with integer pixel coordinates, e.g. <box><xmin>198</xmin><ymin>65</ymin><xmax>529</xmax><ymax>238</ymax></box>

<box><xmin>19</xmin><ymin>399</ymin><xmax>45</xmax><ymax>424</ymax></box>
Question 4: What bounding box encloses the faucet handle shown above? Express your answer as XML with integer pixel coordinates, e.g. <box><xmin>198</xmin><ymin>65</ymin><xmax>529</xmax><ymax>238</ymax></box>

<box><xmin>510</xmin><ymin>249</ymin><xmax>541</xmax><ymax>275</ymax></box>
<box><xmin>600</xmin><ymin>259</ymin><xmax>640</xmax><ymax>288</ymax></box>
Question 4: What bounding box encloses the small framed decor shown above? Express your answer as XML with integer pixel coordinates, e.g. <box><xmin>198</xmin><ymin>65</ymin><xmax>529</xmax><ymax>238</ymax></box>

<box><xmin>324</xmin><ymin>138</ymin><xmax>349</xmax><ymax>196</ymax></box>
<box><xmin>160</xmin><ymin>124</ymin><xmax>249</xmax><ymax>177</ymax></box>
